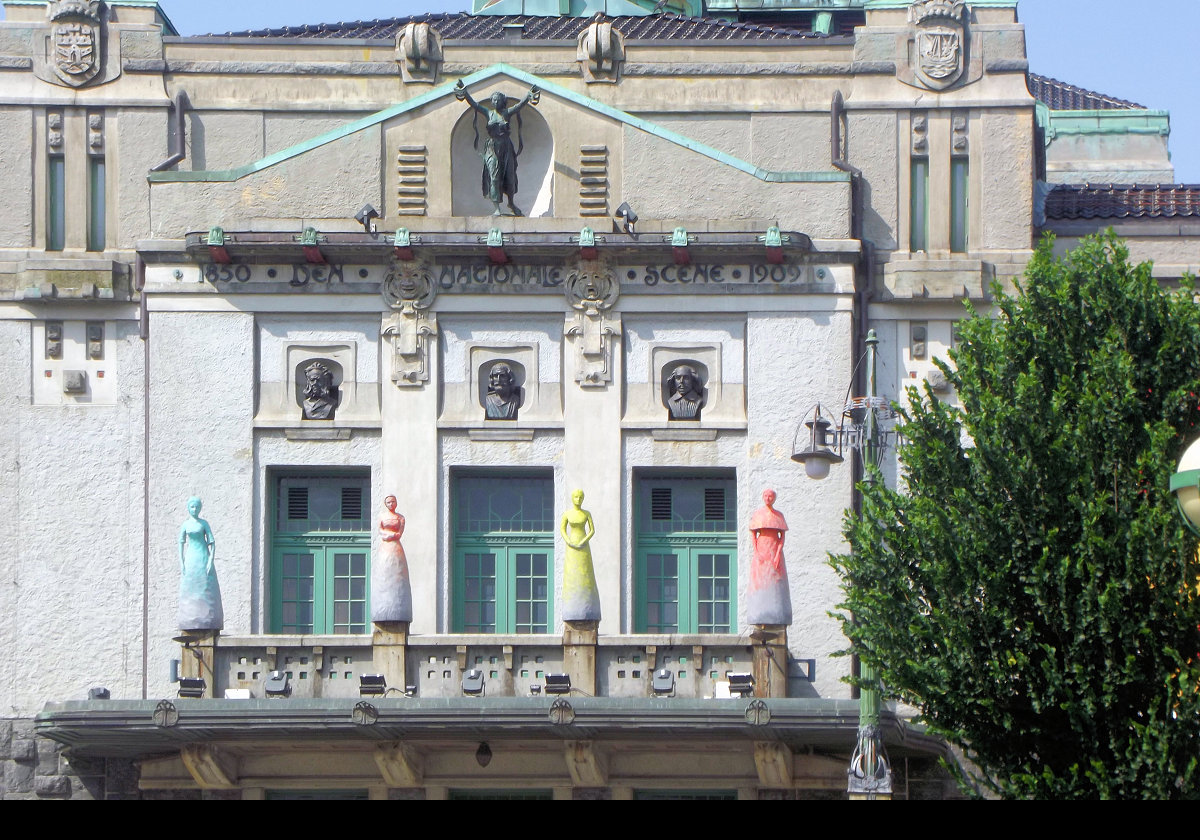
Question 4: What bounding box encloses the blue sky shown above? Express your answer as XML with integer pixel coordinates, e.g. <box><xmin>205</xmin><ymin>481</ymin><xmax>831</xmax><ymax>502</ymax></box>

<box><xmin>10</xmin><ymin>1</ymin><xmax>1199</xmax><ymax>181</ymax></box>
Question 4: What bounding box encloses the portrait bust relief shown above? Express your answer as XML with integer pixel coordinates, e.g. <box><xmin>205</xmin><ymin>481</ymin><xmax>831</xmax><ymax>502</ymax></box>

<box><xmin>483</xmin><ymin>361</ymin><xmax>523</xmax><ymax>420</ymax></box>
<box><xmin>664</xmin><ymin>363</ymin><xmax>707</xmax><ymax>421</ymax></box>
<box><xmin>300</xmin><ymin>359</ymin><xmax>340</xmax><ymax>420</ymax></box>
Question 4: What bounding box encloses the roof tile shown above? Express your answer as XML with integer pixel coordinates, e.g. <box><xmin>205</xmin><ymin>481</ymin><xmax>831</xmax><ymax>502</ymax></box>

<box><xmin>1044</xmin><ymin>184</ymin><xmax>1200</xmax><ymax>220</ymax></box>
<box><xmin>1027</xmin><ymin>73</ymin><xmax>1143</xmax><ymax>111</ymax></box>
<box><xmin>208</xmin><ymin>12</ymin><xmax>819</xmax><ymax>41</ymax></box>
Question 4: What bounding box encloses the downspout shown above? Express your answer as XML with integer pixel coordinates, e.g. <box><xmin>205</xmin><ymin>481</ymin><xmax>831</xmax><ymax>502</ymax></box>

<box><xmin>137</xmin><ymin>254</ymin><xmax>149</xmax><ymax>699</ymax></box>
<box><xmin>151</xmin><ymin>90</ymin><xmax>189</xmax><ymax>173</ymax></box>
<box><xmin>830</xmin><ymin>89</ymin><xmax>873</xmax><ymax>492</ymax></box>
<box><xmin>831</xmin><ymin>89</ymin><xmax>871</xmax><ymax>700</ymax></box>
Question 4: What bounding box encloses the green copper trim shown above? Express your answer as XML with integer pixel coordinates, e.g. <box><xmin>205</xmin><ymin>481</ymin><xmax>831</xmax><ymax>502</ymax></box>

<box><xmin>579</xmin><ymin>227</ymin><xmax>595</xmax><ymax>248</ymax></box>
<box><xmin>206</xmin><ymin>226</ymin><xmax>225</xmax><ymax>246</ymax></box>
<box><xmin>1168</xmin><ymin>469</ymin><xmax>1200</xmax><ymax>493</ymax></box>
<box><xmin>487</xmin><ymin>228</ymin><xmax>505</xmax><ymax>248</ymax></box>
<box><xmin>864</xmin><ymin>0</ymin><xmax>1014</xmax><ymax>7</ymax></box>
<box><xmin>8</xmin><ymin>0</ymin><xmax>178</xmax><ymax>35</ymax></box>
<box><xmin>147</xmin><ymin>64</ymin><xmax>851</xmax><ymax>186</ymax></box>
<box><xmin>300</xmin><ymin>227</ymin><xmax>320</xmax><ymax>247</ymax></box>
<box><xmin>394</xmin><ymin>228</ymin><xmax>411</xmax><ymax>248</ymax></box>
<box><xmin>1041</xmin><ymin>110</ymin><xmax>1171</xmax><ymax>140</ymax></box>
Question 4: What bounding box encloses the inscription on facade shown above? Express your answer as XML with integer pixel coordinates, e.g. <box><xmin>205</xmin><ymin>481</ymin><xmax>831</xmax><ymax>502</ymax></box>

<box><xmin>198</xmin><ymin>262</ymin><xmax>821</xmax><ymax>288</ymax></box>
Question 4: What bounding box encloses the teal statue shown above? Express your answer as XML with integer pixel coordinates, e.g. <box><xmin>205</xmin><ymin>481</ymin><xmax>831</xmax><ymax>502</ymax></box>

<box><xmin>560</xmin><ymin>489</ymin><xmax>601</xmax><ymax>621</ymax></box>
<box><xmin>454</xmin><ymin>80</ymin><xmax>540</xmax><ymax>216</ymax></box>
<box><xmin>178</xmin><ymin>496</ymin><xmax>223</xmax><ymax>631</ymax></box>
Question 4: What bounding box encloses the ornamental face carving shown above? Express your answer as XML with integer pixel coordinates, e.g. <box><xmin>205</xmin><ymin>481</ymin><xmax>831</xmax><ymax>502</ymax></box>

<box><xmin>564</xmin><ymin>257</ymin><xmax>618</xmax><ymax>314</ymax></box>
<box><xmin>382</xmin><ymin>259</ymin><xmax>436</xmax><ymax>311</ymax></box>
<box><xmin>49</xmin><ymin>0</ymin><xmax>103</xmax><ymax>88</ymax></box>
<box><xmin>908</xmin><ymin>0</ymin><xmax>967</xmax><ymax>91</ymax></box>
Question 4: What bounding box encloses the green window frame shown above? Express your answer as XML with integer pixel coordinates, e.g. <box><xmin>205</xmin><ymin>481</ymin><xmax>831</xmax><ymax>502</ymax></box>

<box><xmin>910</xmin><ymin>156</ymin><xmax>929</xmax><ymax>252</ymax></box>
<box><xmin>635</xmin><ymin>476</ymin><xmax>737</xmax><ymax>633</ymax></box>
<box><xmin>47</xmin><ymin>154</ymin><xmax>65</xmax><ymax>252</ymax></box>
<box><xmin>950</xmin><ymin>156</ymin><xmax>969</xmax><ymax>253</ymax></box>
<box><xmin>269</xmin><ymin>474</ymin><xmax>371</xmax><ymax>634</ymax></box>
<box><xmin>453</xmin><ymin>474</ymin><xmax>554</xmax><ymax>633</ymax></box>
<box><xmin>87</xmin><ymin>156</ymin><xmax>105</xmax><ymax>252</ymax></box>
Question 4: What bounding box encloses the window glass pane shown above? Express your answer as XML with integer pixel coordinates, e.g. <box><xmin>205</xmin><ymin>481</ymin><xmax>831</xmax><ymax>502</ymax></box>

<box><xmin>87</xmin><ymin>157</ymin><xmax>105</xmax><ymax>252</ymax></box>
<box><xmin>636</xmin><ymin>476</ymin><xmax>736</xmax><ymax>633</ymax></box>
<box><xmin>910</xmin><ymin>157</ymin><xmax>929</xmax><ymax>252</ymax></box>
<box><xmin>47</xmin><ymin>155</ymin><xmax>64</xmax><ymax>252</ymax></box>
<box><xmin>271</xmin><ymin>472</ymin><xmax>370</xmax><ymax>633</ymax></box>
<box><xmin>951</xmin><ymin>157</ymin><xmax>969</xmax><ymax>253</ymax></box>
<box><xmin>454</xmin><ymin>474</ymin><xmax>553</xmax><ymax>632</ymax></box>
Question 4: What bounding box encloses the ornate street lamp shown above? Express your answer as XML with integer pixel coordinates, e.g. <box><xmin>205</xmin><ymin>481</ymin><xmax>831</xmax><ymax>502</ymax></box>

<box><xmin>1170</xmin><ymin>437</ymin><xmax>1200</xmax><ymax>535</ymax></box>
<box><xmin>791</xmin><ymin>329</ymin><xmax>897</xmax><ymax>799</ymax></box>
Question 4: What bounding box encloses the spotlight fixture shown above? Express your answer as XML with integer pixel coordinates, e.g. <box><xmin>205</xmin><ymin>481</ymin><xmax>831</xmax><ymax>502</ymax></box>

<box><xmin>462</xmin><ymin>668</ymin><xmax>485</xmax><ymax>696</ymax></box>
<box><xmin>651</xmin><ymin>668</ymin><xmax>676</xmax><ymax>697</ymax></box>
<box><xmin>614</xmin><ymin>202</ymin><xmax>638</xmax><ymax>235</ymax></box>
<box><xmin>264</xmin><ymin>670</ymin><xmax>291</xmax><ymax>698</ymax></box>
<box><xmin>177</xmin><ymin>677</ymin><xmax>206</xmax><ymax>699</ymax></box>
<box><xmin>475</xmin><ymin>742</ymin><xmax>493</xmax><ymax>768</ymax></box>
<box><xmin>354</xmin><ymin>203</ymin><xmax>380</xmax><ymax>233</ymax></box>
<box><xmin>359</xmin><ymin>674</ymin><xmax>387</xmax><ymax>697</ymax></box>
<box><xmin>529</xmin><ymin>684</ymin><xmax>542</xmax><ymax>696</ymax></box>
<box><xmin>727</xmin><ymin>673</ymin><xmax>755</xmax><ymax>698</ymax></box>
<box><xmin>87</xmin><ymin>686</ymin><xmax>110</xmax><ymax>700</ymax></box>
<box><xmin>544</xmin><ymin>673</ymin><xmax>572</xmax><ymax>695</ymax></box>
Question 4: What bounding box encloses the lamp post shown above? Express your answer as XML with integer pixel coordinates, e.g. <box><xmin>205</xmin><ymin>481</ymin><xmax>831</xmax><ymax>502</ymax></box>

<box><xmin>791</xmin><ymin>329</ymin><xmax>895</xmax><ymax>799</ymax></box>
<box><xmin>1170</xmin><ymin>438</ymin><xmax>1200</xmax><ymax>535</ymax></box>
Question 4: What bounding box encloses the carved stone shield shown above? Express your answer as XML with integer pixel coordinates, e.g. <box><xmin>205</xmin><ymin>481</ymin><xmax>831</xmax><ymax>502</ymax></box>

<box><xmin>52</xmin><ymin>18</ymin><xmax>102</xmax><ymax>87</ymax></box>
<box><xmin>915</xmin><ymin>24</ymin><xmax>963</xmax><ymax>89</ymax></box>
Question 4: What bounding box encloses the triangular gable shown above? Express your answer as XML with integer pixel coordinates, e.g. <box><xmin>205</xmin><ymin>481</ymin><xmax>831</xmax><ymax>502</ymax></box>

<box><xmin>147</xmin><ymin>64</ymin><xmax>849</xmax><ymax>186</ymax></box>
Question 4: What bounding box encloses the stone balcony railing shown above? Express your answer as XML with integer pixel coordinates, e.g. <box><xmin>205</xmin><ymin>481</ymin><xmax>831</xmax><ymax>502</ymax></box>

<box><xmin>200</xmin><ymin>631</ymin><xmax>781</xmax><ymax>701</ymax></box>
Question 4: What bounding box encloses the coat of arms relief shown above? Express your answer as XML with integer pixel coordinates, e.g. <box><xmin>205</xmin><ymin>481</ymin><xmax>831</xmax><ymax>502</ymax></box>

<box><xmin>907</xmin><ymin>0</ymin><xmax>969</xmax><ymax>91</ymax></box>
<box><xmin>48</xmin><ymin>0</ymin><xmax>103</xmax><ymax>87</ymax></box>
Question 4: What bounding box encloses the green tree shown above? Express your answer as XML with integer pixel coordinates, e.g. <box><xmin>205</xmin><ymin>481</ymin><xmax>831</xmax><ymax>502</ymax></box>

<box><xmin>834</xmin><ymin>233</ymin><xmax>1200</xmax><ymax>798</ymax></box>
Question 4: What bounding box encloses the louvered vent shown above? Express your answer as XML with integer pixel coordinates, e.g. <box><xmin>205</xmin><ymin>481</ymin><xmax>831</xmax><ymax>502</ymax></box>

<box><xmin>341</xmin><ymin>486</ymin><xmax>363</xmax><ymax>521</ymax></box>
<box><xmin>650</xmin><ymin>488</ymin><xmax>672</xmax><ymax>520</ymax></box>
<box><xmin>287</xmin><ymin>487</ymin><xmax>309</xmax><ymax>520</ymax></box>
<box><xmin>704</xmin><ymin>487</ymin><xmax>725</xmax><ymax>520</ymax></box>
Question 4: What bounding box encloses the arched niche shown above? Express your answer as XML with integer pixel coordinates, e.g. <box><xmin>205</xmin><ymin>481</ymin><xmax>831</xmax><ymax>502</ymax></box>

<box><xmin>450</xmin><ymin>96</ymin><xmax>554</xmax><ymax>218</ymax></box>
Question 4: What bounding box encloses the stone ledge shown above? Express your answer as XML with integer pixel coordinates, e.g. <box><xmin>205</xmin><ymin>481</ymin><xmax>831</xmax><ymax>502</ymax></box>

<box><xmin>881</xmin><ymin>259</ymin><xmax>993</xmax><ymax>301</ymax></box>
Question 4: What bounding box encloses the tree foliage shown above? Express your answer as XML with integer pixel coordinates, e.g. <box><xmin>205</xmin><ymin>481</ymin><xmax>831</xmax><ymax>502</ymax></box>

<box><xmin>833</xmin><ymin>233</ymin><xmax>1200</xmax><ymax>798</ymax></box>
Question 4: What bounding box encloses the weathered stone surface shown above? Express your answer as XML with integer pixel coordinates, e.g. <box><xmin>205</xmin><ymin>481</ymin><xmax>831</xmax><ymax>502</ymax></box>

<box><xmin>5</xmin><ymin>759</ymin><xmax>34</xmax><ymax>793</ymax></box>
<box><xmin>34</xmin><ymin>775</ymin><xmax>72</xmax><ymax>797</ymax></box>
<box><xmin>388</xmin><ymin>788</ymin><xmax>427</xmax><ymax>800</ymax></box>
<box><xmin>10</xmin><ymin>738</ymin><xmax>36</xmax><ymax>763</ymax></box>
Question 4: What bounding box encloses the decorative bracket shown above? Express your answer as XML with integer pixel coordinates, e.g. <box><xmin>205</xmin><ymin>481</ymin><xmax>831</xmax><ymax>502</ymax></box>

<box><xmin>564</xmin><ymin>257</ymin><xmax>619</xmax><ymax>388</ymax></box>
<box><xmin>395</xmin><ymin>21</ymin><xmax>443</xmax><ymax>84</ymax></box>
<box><xmin>383</xmin><ymin>308</ymin><xmax>437</xmax><ymax>388</ymax></box>
<box><xmin>577</xmin><ymin>18</ymin><xmax>625</xmax><ymax>84</ymax></box>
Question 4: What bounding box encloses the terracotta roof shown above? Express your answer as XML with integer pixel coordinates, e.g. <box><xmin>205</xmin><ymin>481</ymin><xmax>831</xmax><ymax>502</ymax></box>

<box><xmin>1027</xmin><ymin>73</ymin><xmax>1143</xmax><ymax>111</ymax></box>
<box><xmin>1044</xmin><ymin>184</ymin><xmax>1200</xmax><ymax>220</ymax></box>
<box><xmin>207</xmin><ymin>12</ymin><xmax>820</xmax><ymax>40</ymax></box>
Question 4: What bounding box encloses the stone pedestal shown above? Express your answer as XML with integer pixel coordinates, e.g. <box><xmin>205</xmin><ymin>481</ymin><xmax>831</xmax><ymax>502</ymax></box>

<box><xmin>750</xmin><ymin>625</ymin><xmax>788</xmax><ymax>698</ymax></box>
<box><xmin>373</xmin><ymin>621</ymin><xmax>411</xmax><ymax>693</ymax></box>
<box><xmin>179</xmin><ymin>630</ymin><xmax>218</xmax><ymax>698</ymax></box>
<box><xmin>562</xmin><ymin>620</ymin><xmax>598</xmax><ymax>695</ymax></box>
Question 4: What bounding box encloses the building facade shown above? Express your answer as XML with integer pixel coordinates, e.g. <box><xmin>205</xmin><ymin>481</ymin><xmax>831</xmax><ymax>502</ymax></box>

<box><xmin>1</xmin><ymin>0</ymin><xmax>1196</xmax><ymax>799</ymax></box>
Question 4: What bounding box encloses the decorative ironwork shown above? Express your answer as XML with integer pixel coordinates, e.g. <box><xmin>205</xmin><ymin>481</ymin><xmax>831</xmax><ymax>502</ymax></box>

<box><xmin>152</xmin><ymin>699</ymin><xmax>179</xmax><ymax>728</ymax></box>
<box><xmin>744</xmin><ymin>698</ymin><xmax>771</xmax><ymax>726</ymax></box>
<box><xmin>548</xmin><ymin>697</ymin><xmax>575</xmax><ymax>725</ymax></box>
<box><xmin>352</xmin><ymin>701</ymin><xmax>379</xmax><ymax>726</ymax></box>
